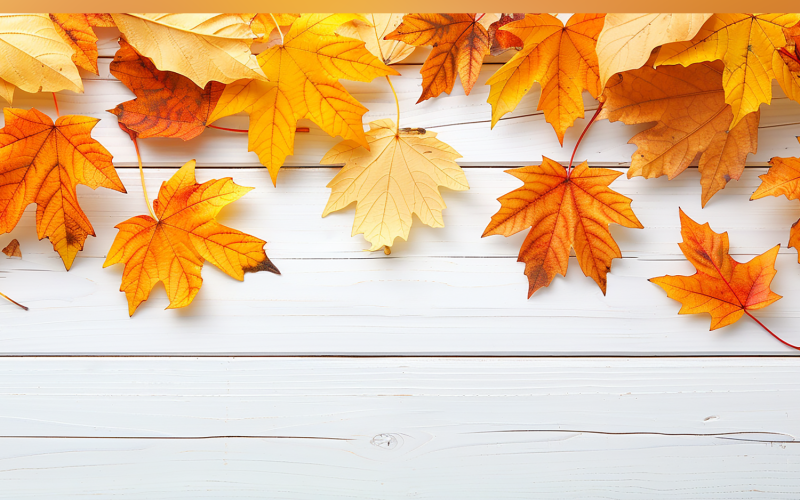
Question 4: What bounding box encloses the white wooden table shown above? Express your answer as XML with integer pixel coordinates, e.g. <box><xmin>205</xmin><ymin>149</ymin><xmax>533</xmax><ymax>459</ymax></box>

<box><xmin>2</xmin><ymin>27</ymin><xmax>800</xmax><ymax>498</ymax></box>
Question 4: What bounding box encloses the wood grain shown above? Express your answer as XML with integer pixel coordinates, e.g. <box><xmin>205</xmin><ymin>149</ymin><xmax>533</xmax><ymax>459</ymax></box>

<box><xmin>2</xmin><ymin>357</ymin><xmax>799</xmax><ymax>499</ymax></box>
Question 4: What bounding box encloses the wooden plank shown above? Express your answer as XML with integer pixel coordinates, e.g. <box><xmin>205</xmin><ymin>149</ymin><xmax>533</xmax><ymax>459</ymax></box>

<box><xmin>2</xmin><ymin>168</ymin><xmax>799</xmax><ymax>355</ymax></box>
<box><xmin>6</xmin><ymin>61</ymin><xmax>800</xmax><ymax>167</ymax></box>
<box><xmin>1</xmin><ymin>357</ymin><xmax>799</xmax><ymax>498</ymax></box>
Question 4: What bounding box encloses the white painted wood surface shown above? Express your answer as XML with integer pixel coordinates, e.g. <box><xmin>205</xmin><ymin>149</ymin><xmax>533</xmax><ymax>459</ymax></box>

<box><xmin>2</xmin><ymin>358</ymin><xmax>800</xmax><ymax>499</ymax></box>
<box><xmin>3</xmin><ymin>27</ymin><xmax>800</xmax><ymax>498</ymax></box>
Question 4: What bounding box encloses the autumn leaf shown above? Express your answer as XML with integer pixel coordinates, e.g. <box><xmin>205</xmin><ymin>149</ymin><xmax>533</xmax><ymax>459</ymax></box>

<box><xmin>655</xmin><ymin>14</ymin><xmax>800</xmax><ymax>128</ymax></box>
<box><xmin>595</xmin><ymin>14</ymin><xmax>712</xmax><ymax>89</ymax></box>
<box><xmin>0</xmin><ymin>108</ymin><xmax>125</xmax><ymax>269</ymax></box>
<box><xmin>337</xmin><ymin>13</ymin><xmax>415</xmax><ymax>65</ymax></box>
<box><xmin>249</xmin><ymin>13</ymin><xmax>299</xmax><ymax>42</ymax></box>
<box><xmin>385</xmin><ymin>13</ymin><xmax>490</xmax><ymax>102</ymax></box>
<box><xmin>104</xmin><ymin>160</ymin><xmax>279</xmax><ymax>316</ymax></box>
<box><xmin>486</xmin><ymin>14</ymin><xmax>606</xmax><ymax>145</ymax></box>
<box><xmin>208</xmin><ymin>13</ymin><xmax>398</xmax><ymax>184</ymax></box>
<box><xmin>651</xmin><ymin>209</ymin><xmax>781</xmax><ymax>330</ymax></box>
<box><xmin>601</xmin><ymin>62</ymin><xmax>759</xmax><ymax>206</ymax></box>
<box><xmin>2</xmin><ymin>238</ymin><xmax>20</xmax><ymax>258</ymax></box>
<box><xmin>108</xmin><ymin>39</ymin><xmax>224</xmax><ymax>141</ymax></box>
<box><xmin>483</xmin><ymin>158</ymin><xmax>642</xmax><ymax>297</ymax></box>
<box><xmin>487</xmin><ymin>13</ymin><xmax>525</xmax><ymax>56</ymax></box>
<box><xmin>0</xmin><ymin>14</ymin><xmax>83</xmax><ymax>98</ymax></box>
<box><xmin>111</xmin><ymin>13</ymin><xmax>267</xmax><ymax>88</ymax></box>
<box><xmin>751</xmin><ymin>145</ymin><xmax>800</xmax><ymax>262</ymax></box>
<box><xmin>320</xmin><ymin>118</ymin><xmax>469</xmax><ymax>251</ymax></box>
<box><xmin>49</xmin><ymin>13</ymin><xmax>114</xmax><ymax>74</ymax></box>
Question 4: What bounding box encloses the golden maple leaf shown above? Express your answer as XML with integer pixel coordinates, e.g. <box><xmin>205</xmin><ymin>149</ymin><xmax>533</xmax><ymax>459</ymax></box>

<box><xmin>385</xmin><ymin>13</ymin><xmax>490</xmax><ymax>102</ymax></box>
<box><xmin>111</xmin><ymin>13</ymin><xmax>267</xmax><ymax>88</ymax></box>
<box><xmin>208</xmin><ymin>13</ymin><xmax>398</xmax><ymax>185</ymax></box>
<box><xmin>0</xmin><ymin>14</ymin><xmax>83</xmax><ymax>103</ymax></box>
<box><xmin>595</xmin><ymin>13</ymin><xmax>711</xmax><ymax>89</ymax></box>
<box><xmin>249</xmin><ymin>13</ymin><xmax>300</xmax><ymax>42</ymax></box>
<box><xmin>0</xmin><ymin>108</ymin><xmax>126</xmax><ymax>269</ymax></box>
<box><xmin>751</xmin><ymin>145</ymin><xmax>800</xmax><ymax>262</ymax></box>
<box><xmin>486</xmin><ymin>14</ymin><xmax>606</xmax><ymax>145</ymax></box>
<box><xmin>320</xmin><ymin>119</ymin><xmax>469</xmax><ymax>251</ymax></box>
<box><xmin>49</xmin><ymin>13</ymin><xmax>115</xmax><ymax>75</ymax></box>
<box><xmin>483</xmin><ymin>158</ymin><xmax>643</xmax><ymax>297</ymax></box>
<box><xmin>655</xmin><ymin>13</ymin><xmax>800</xmax><ymax>129</ymax></box>
<box><xmin>104</xmin><ymin>160</ymin><xmax>279</xmax><ymax>316</ymax></box>
<box><xmin>338</xmin><ymin>13</ymin><xmax>415</xmax><ymax>65</ymax></box>
<box><xmin>601</xmin><ymin>62</ymin><xmax>759</xmax><ymax>207</ymax></box>
<box><xmin>651</xmin><ymin>209</ymin><xmax>781</xmax><ymax>330</ymax></box>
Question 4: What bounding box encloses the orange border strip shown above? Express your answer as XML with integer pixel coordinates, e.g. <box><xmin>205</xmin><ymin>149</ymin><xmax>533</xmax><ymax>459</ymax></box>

<box><xmin>9</xmin><ymin>4</ymin><xmax>800</xmax><ymax>13</ymax></box>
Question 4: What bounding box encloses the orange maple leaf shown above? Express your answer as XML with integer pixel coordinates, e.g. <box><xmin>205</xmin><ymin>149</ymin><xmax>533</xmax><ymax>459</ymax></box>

<box><xmin>385</xmin><ymin>13</ymin><xmax>490</xmax><ymax>102</ymax></box>
<box><xmin>482</xmin><ymin>158</ymin><xmax>643</xmax><ymax>297</ymax></box>
<box><xmin>104</xmin><ymin>160</ymin><xmax>279</xmax><ymax>316</ymax></box>
<box><xmin>486</xmin><ymin>14</ymin><xmax>606</xmax><ymax>144</ymax></box>
<box><xmin>650</xmin><ymin>209</ymin><xmax>781</xmax><ymax>330</ymax></box>
<box><xmin>50</xmin><ymin>13</ymin><xmax>114</xmax><ymax>74</ymax></box>
<box><xmin>0</xmin><ymin>108</ymin><xmax>126</xmax><ymax>269</ymax></box>
<box><xmin>601</xmin><ymin>61</ymin><xmax>759</xmax><ymax>207</ymax></box>
<box><xmin>108</xmin><ymin>39</ymin><xmax>224</xmax><ymax>141</ymax></box>
<box><xmin>751</xmin><ymin>147</ymin><xmax>800</xmax><ymax>263</ymax></box>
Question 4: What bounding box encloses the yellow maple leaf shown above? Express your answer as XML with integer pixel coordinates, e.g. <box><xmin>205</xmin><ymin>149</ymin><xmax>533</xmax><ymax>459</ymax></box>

<box><xmin>249</xmin><ymin>13</ymin><xmax>300</xmax><ymax>42</ymax></box>
<box><xmin>111</xmin><ymin>13</ymin><xmax>267</xmax><ymax>88</ymax></box>
<box><xmin>486</xmin><ymin>13</ymin><xmax>605</xmax><ymax>145</ymax></box>
<box><xmin>104</xmin><ymin>160</ymin><xmax>279</xmax><ymax>316</ymax></box>
<box><xmin>655</xmin><ymin>13</ymin><xmax>800</xmax><ymax>128</ymax></box>
<box><xmin>208</xmin><ymin>13</ymin><xmax>398</xmax><ymax>185</ymax></box>
<box><xmin>320</xmin><ymin>119</ymin><xmax>469</xmax><ymax>251</ymax></box>
<box><xmin>0</xmin><ymin>14</ymin><xmax>83</xmax><ymax>97</ymax></box>
<box><xmin>337</xmin><ymin>13</ymin><xmax>415</xmax><ymax>65</ymax></box>
<box><xmin>595</xmin><ymin>13</ymin><xmax>711</xmax><ymax>89</ymax></box>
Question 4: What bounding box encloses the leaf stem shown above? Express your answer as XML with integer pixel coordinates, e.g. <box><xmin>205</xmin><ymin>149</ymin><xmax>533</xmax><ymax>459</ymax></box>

<box><xmin>385</xmin><ymin>75</ymin><xmax>400</xmax><ymax>136</ymax></box>
<box><xmin>52</xmin><ymin>93</ymin><xmax>60</xmax><ymax>117</ymax></box>
<box><xmin>0</xmin><ymin>291</ymin><xmax>28</xmax><ymax>311</ymax></box>
<box><xmin>131</xmin><ymin>135</ymin><xmax>156</xmax><ymax>220</ymax></box>
<box><xmin>568</xmin><ymin>101</ymin><xmax>604</xmax><ymax>177</ymax></box>
<box><xmin>270</xmin><ymin>13</ymin><xmax>285</xmax><ymax>45</ymax></box>
<box><xmin>743</xmin><ymin>309</ymin><xmax>800</xmax><ymax>351</ymax></box>
<box><xmin>206</xmin><ymin>124</ymin><xmax>309</xmax><ymax>133</ymax></box>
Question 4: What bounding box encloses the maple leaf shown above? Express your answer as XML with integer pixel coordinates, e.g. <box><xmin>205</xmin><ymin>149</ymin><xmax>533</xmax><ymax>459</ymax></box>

<box><xmin>208</xmin><ymin>13</ymin><xmax>398</xmax><ymax>185</ymax></box>
<box><xmin>0</xmin><ymin>14</ymin><xmax>83</xmax><ymax>99</ymax></box>
<box><xmin>104</xmin><ymin>160</ymin><xmax>279</xmax><ymax>316</ymax></box>
<box><xmin>482</xmin><ymin>158</ymin><xmax>642</xmax><ymax>297</ymax></box>
<box><xmin>108</xmin><ymin>39</ymin><xmax>224</xmax><ymax>141</ymax></box>
<box><xmin>249</xmin><ymin>13</ymin><xmax>300</xmax><ymax>42</ymax></box>
<box><xmin>337</xmin><ymin>13</ymin><xmax>415</xmax><ymax>65</ymax></box>
<box><xmin>320</xmin><ymin>118</ymin><xmax>469</xmax><ymax>251</ymax></box>
<box><xmin>110</xmin><ymin>14</ymin><xmax>267</xmax><ymax>88</ymax></box>
<box><xmin>650</xmin><ymin>209</ymin><xmax>781</xmax><ymax>330</ymax></box>
<box><xmin>2</xmin><ymin>238</ymin><xmax>20</xmax><ymax>258</ymax></box>
<box><xmin>486</xmin><ymin>14</ymin><xmax>606</xmax><ymax>145</ymax></box>
<box><xmin>601</xmin><ymin>62</ymin><xmax>759</xmax><ymax>206</ymax></box>
<box><xmin>655</xmin><ymin>14</ymin><xmax>800</xmax><ymax>129</ymax></box>
<box><xmin>751</xmin><ymin>146</ymin><xmax>800</xmax><ymax>262</ymax></box>
<box><xmin>49</xmin><ymin>13</ymin><xmax>114</xmax><ymax>74</ymax></box>
<box><xmin>385</xmin><ymin>13</ymin><xmax>490</xmax><ymax>102</ymax></box>
<box><xmin>487</xmin><ymin>13</ymin><xmax>525</xmax><ymax>56</ymax></box>
<box><xmin>595</xmin><ymin>14</ymin><xmax>712</xmax><ymax>89</ymax></box>
<box><xmin>0</xmin><ymin>108</ymin><xmax>126</xmax><ymax>269</ymax></box>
